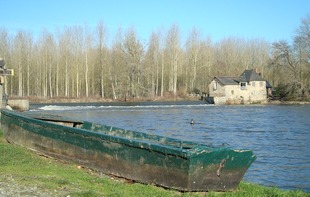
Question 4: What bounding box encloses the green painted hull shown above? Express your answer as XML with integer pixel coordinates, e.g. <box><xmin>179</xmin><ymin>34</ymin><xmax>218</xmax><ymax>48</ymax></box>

<box><xmin>0</xmin><ymin>110</ymin><xmax>256</xmax><ymax>191</ymax></box>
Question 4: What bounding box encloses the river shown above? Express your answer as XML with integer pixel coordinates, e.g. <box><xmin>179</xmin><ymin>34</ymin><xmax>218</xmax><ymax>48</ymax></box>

<box><xmin>31</xmin><ymin>101</ymin><xmax>310</xmax><ymax>192</ymax></box>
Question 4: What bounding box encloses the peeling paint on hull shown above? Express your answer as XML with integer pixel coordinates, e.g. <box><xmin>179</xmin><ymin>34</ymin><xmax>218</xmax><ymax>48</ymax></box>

<box><xmin>1</xmin><ymin>110</ymin><xmax>256</xmax><ymax>191</ymax></box>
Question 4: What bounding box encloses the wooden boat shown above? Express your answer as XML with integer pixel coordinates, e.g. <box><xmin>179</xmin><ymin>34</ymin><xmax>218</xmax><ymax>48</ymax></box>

<box><xmin>0</xmin><ymin>110</ymin><xmax>256</xmax><ymax>192</ymax></box>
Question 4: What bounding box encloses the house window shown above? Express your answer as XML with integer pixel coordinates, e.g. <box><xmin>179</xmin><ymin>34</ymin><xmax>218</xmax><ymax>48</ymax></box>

<box><xmin>231</xmin><ymin>90</ymin><xmax>234</xmax><ymax>95</ymax></box>
<box><xmin>260</xmin><ymin>81</ymin><xmax>263</xmax><ymax>87</ymax></box>
<box><xmin>252</xmin><ymin>82</ymin><xmax>255</xmax><ymax>87</ymax></box>
<box><xmin>240</xmin><ymin>82</ymin><xmax>247</xmax><ymax>90</ymax></box>
<box><xmin>213</xmin><ymin>82</ymin><xmax>217</xmax><ymax>90</ymax></box>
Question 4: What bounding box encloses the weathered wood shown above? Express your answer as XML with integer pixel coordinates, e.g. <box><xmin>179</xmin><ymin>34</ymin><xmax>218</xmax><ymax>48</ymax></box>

<box><xmin>1</xmin><ymin>110</ymin><xmax>256</xmax><ymax>191</ymax></box>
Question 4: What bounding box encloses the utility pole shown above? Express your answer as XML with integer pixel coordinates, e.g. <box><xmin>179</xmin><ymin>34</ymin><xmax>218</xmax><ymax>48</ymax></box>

<box><xmin>0</xmin><ymin>58</ymin><xmax>14</xmax><ymax>109</ymax></box>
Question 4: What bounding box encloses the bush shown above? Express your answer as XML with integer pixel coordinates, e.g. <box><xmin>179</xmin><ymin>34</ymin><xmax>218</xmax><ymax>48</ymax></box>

<box><xmin>273</xmin><ymin>82</ymin><xmax>310</xmax><ymax>101</ymax></box>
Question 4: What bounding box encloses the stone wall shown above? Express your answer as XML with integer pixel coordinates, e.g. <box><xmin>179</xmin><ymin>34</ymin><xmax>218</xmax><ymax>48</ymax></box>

<box><xmin>209</xmin><ymin>80</ymin><xmax>267</xmax><ymax>105</ymax></box>
<box><xmin>7</xmin><ymin>99</ymin><xmax>29</xmax><ymax>111</ymax></box>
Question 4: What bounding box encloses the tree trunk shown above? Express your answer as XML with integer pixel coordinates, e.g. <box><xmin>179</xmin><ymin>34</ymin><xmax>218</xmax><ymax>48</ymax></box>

<box><xmin>49</xmin><ymin>62</ymin><xmax>53</xmax><ymax>98</ymax></box>
<box><xmin>85</xmin><ymin>50</ymin><xmax>89</xmax><ymax>97</ymax></box>
<box><xmin>65</xmin><ymin>56</ymin><xmax>68</xmax><ymax>97</ymax></box>
<box><xmin>160</xmin><ymin>53</ymin><xmax>164</xmax><ymax>97</ymax></box>
<box><xmin>18</xmin><ymin>61</ymin><xmax>22</xmax><ymax>97</ymax></box>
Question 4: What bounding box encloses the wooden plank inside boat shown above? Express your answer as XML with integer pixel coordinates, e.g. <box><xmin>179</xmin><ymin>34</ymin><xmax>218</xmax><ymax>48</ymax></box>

<box><xmin>23</xmin><ymin>112</ymin><xmax>84</xmax><ymax>127</ymax></box>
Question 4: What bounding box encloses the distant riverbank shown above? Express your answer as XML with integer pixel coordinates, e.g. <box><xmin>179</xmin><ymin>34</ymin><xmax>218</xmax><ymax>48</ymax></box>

<box><xmin>268</xmin><ymin>100</ymin><xmax>310</xmax><ymax>105</ymax></box>
<box><xmin>8</xmin><ymin>95</ymin><xmax>310</xmax><ymax>105</ymax></box>
<box><xmin>9</xmin><ymin>95</ymin><xmax>203</xmax><ymax>104</ymax></box>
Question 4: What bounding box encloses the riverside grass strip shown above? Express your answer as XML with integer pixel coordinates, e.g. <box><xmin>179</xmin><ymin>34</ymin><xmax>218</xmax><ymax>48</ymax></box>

<box><xmin>0</xmin><ymin>129</ymin><xmax>308</xmax><ymax>197</ymax></box>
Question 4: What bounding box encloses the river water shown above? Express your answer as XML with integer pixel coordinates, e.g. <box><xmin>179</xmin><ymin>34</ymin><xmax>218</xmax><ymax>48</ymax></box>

<box><xmin>31</xmin><ymin>101</ymin><xmax>310</xmax><ymax>192</ymax></box>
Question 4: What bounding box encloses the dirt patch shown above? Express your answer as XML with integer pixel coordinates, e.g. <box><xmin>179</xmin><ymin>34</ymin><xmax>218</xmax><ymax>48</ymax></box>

<box><xmin>0</xmin><ymin>175</ymin><xmax>71</xmax><ymax>197</ymax></box>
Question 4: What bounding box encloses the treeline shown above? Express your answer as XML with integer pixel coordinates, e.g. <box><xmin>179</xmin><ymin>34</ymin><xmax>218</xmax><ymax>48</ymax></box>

<box><xmin>0</xmin><ymin>16</ymin><xmax>309</xmax><ymax>101</ymax></box>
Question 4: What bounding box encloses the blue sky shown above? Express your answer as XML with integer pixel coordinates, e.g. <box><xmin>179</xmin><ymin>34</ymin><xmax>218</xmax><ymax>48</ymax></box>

<box><xmin>1</xmin><ymin>0</ymin><xmax>309</xmax><ymax>43</ymax></box>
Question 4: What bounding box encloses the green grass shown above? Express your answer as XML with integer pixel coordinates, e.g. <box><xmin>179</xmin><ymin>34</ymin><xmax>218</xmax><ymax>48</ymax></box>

<box><xmin>0</xmin><ymin>129</ymin><xmax>308</xmax><ymax>197</ymax></box>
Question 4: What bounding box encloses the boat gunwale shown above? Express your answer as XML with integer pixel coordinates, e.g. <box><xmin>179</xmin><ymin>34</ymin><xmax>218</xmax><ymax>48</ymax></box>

<box><xmin>1</xmin><ymin>110</ymin><xmax>254</xmax><ymax>159</ymax></box>
<box><xmin>1</xmin><ymin>110</ymin><xmax>198</xmax><ymax>157</ymax></box>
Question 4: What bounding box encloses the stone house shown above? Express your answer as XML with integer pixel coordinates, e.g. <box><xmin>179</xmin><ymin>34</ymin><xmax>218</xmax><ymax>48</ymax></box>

<box><xmin>207</xmin><ymin>69</ymin><xmax>272</xmax><ymax>105</ymax></box>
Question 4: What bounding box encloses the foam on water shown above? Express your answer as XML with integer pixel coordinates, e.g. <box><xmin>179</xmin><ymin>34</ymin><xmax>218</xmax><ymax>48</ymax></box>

<box><xmin>35</xmin><ymin>103</ymin><xmax>212</xmax><ymax>111</ymax></box>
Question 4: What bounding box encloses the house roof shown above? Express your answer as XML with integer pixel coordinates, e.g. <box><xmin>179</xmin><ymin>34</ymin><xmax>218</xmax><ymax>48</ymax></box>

<box><xmin>214</xmin><ymin>76</ymin><xmax>239</xmax><ymax>85</ymax></box>
<box><xmin>266</xmin><ymin>80</ymin><xmax>272</xmax><ymax>88</ymax></box>
<box><xmin>239</xmin><ymin>69</ymin><xmax>265</xmax><ymax>82</ymax></box>
<box><xmin>214</xmin><ymin>69</ymin><xmax>271</xmax><ymax>87</ymax></box>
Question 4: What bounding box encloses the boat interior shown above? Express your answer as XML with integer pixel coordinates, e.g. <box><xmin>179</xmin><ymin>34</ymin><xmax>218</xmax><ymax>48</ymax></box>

<box><xmin>26</xmin><ymin>112</ymin><xmax>204</xmax><ymax>150</ymax></box>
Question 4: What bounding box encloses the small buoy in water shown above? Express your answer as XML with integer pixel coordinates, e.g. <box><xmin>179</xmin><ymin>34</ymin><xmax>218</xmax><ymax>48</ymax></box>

<box><xmin>190</xmin><ymin>119</ymin><xmax>195</xmax><ymax>125</ymax></box>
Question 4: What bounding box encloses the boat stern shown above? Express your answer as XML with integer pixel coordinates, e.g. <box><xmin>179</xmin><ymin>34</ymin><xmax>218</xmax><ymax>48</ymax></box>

<box><xmin>186</xmin><ymin>146</ymin><xmax>256</xmax><ymax>191</ymax></box>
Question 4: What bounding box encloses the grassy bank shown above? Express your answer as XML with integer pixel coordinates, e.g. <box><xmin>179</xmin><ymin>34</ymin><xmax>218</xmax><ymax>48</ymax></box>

<box><xmin>0</xmin><ymin>129</ymin><xmax>308</xmax><ymax>197</ymax></box>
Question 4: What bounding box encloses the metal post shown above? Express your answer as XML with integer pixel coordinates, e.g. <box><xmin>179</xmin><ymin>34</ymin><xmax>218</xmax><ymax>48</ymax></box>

<box><xmin>0</xmin><ymin>84</ymin><xmax>3</xmax><ymax>109</ymax></box>
<box><xmin>0</xmin><ymin>58</ymin><xmax>14</xmax><ymax>109</ymax></box>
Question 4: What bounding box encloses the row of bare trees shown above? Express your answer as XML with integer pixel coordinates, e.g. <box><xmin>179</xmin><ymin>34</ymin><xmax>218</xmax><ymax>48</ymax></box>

<box><xmin>269</xmin><ymin>15</ymin><xmax>310</xmax><ymax>99</ymax></box>
<box><xmin>0</xmin><ymin>16</ymin><xmax>309</xmax><ymax>101</ymax></box>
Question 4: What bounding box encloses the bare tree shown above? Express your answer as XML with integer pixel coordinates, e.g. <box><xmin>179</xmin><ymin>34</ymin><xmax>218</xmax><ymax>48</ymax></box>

<box><xmin>111</xmin><ymin>28</ymin><xmax>126</xmax><ymax>100</ymax></box>
<box><xmin>0</xmin><ymin>28</ymin><xmax>10</xmax><ymax>61</ymax></box>
<box><xmin>84</xmin><ymin>24</ymin><xmax>92</xmax><ymax>98</ymax></box>
<box><xmin>270</xmin><ymin>41</ymin><xmax>299</xmax><ymax>81</ymax></box>
<box><xmin>294</xmin><ymin>15</ymin><xmax>310</xmax><ymax>56</ymax></box>
<box><xmin>40</xmin><ymin>30</ymin><xmax>55</xmax><ymax>98</ymax></box>
<box><xmin>122</xmin><ymin>28</ymin><xmax>144</xmax><ymax>99</ymax></box>
<box><xmin>166</xmin><ymin>24</ymin><xmax>181</xmax><ymax>95</ymax></box>
<box><xmin>185</xmin><ymin>28</ymin><xmax>202</xmax><ymax>93</ymax></box>
<box><xmin>145</xmin><ymin>31</ymin><xmax>162</xmax><ymax>97</ymax></box>
<box><xmin>58</xmin><ymin>28</ymin><xmax>72</xmax><ymax>97</ymax></box>
<box><xmin>198</xmin><ymin>36</ymin><xmax>214</xmax><ymax>94</ymax></box>
<box><xmin>294</xmin><ymin>15</ymin><xmax>310</xmax><ymax>95</ymax></box>
<box><xmin>12</xmin><ymin>31</ymin><xmax>31</xmax><ymax>97</ymax></box>
<box><xmin>70</xmin><ymin>26</ymin><xmax>84</xmax><ymax>98</ymax></box>
<box><xmin>96</xmin><ymin>21</ymin><xmax>108</xmax><ymax>98</ymax></box>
